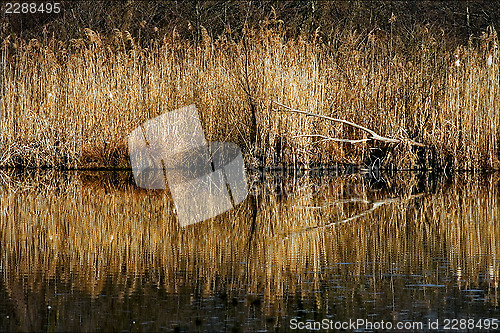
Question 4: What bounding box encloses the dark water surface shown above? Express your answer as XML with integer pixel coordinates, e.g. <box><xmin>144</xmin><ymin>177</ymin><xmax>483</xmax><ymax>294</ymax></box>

<box><xmin>0</xmin><ymin>169</ymin><xmax>499</xmax><ymax>332</ymax></box>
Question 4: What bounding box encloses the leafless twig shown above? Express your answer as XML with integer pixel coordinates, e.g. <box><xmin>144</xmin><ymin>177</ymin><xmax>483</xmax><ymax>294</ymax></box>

<box><xmin>272</xmin><ymin>101</ymin><xmax>426</xmax><ymax>147</ymax></box>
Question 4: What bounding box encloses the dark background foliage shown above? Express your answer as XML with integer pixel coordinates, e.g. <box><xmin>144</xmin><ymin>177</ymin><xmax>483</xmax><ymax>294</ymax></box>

<box><xmin>1</xmin><ymin>0</ymin><xmax>499</xmax><ymax>45</ymax></box>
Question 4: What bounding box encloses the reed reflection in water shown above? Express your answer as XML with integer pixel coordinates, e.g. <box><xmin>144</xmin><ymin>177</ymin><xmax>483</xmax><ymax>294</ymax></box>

<box><xmin>0</xmin><ymin>169</ymin><xmax>499</xmax><ymax>332</ymax></box>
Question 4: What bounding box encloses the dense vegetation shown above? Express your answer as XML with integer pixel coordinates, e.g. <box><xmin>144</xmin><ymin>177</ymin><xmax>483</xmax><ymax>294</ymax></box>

<box><xmin>1</xmin><ymin>1</ymin><xmax>499</xmax><ymax>170</ymax></box>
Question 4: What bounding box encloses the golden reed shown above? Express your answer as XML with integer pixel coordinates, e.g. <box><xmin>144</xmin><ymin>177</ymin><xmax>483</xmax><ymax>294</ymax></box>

<box><xmin>0</xmin><ymin>24</ymin><xmax>499</xmax><ymax>170</ymax></box>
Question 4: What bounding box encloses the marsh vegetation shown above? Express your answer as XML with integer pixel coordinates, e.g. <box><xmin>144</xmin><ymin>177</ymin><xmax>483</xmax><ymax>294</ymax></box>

<box><xmin>1</xmin><ymin>17</ymin><xmax>499</xmax><ymax>170</ymax></box>
<box><xmin>1</xmin><ymin>2</ymin><xmax>500</xmax><ymax>331</ymax></box>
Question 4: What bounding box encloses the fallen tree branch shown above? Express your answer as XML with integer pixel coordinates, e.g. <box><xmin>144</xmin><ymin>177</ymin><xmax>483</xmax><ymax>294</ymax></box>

<box><xmin>272</xmin><ymin>101</ymin><xmax>426</xmax><ymax>147</ymax></box>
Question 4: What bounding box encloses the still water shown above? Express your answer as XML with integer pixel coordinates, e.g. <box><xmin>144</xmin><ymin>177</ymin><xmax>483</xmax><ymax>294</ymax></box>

<box><xmin>0</xmin><ymin>169</ymin><xmax>499</xmax><ymax>332</ymax></box>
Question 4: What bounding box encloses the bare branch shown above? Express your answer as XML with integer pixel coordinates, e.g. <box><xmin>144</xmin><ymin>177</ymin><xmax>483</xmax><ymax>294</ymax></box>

<box><xmin>272</xmin><ymin>101</ymin><xmax>425</xmax><ymax>147</ymax></box>
<box><xmin>273</xmin><ymin>102</ymin><xmax>381</xmax><ymax>137</ymax></box>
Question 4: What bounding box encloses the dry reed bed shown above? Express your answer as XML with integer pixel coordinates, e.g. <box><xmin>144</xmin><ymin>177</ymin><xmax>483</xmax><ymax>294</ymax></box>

<box><xmin>0</xmin><ymin>25</ymin><xmax>499</xmax><ymax>170</ymax></box>
<box><xmin>0</xmin><ymin>171</ymin><xmax>499</xmax><ymax>317</ymax></box>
